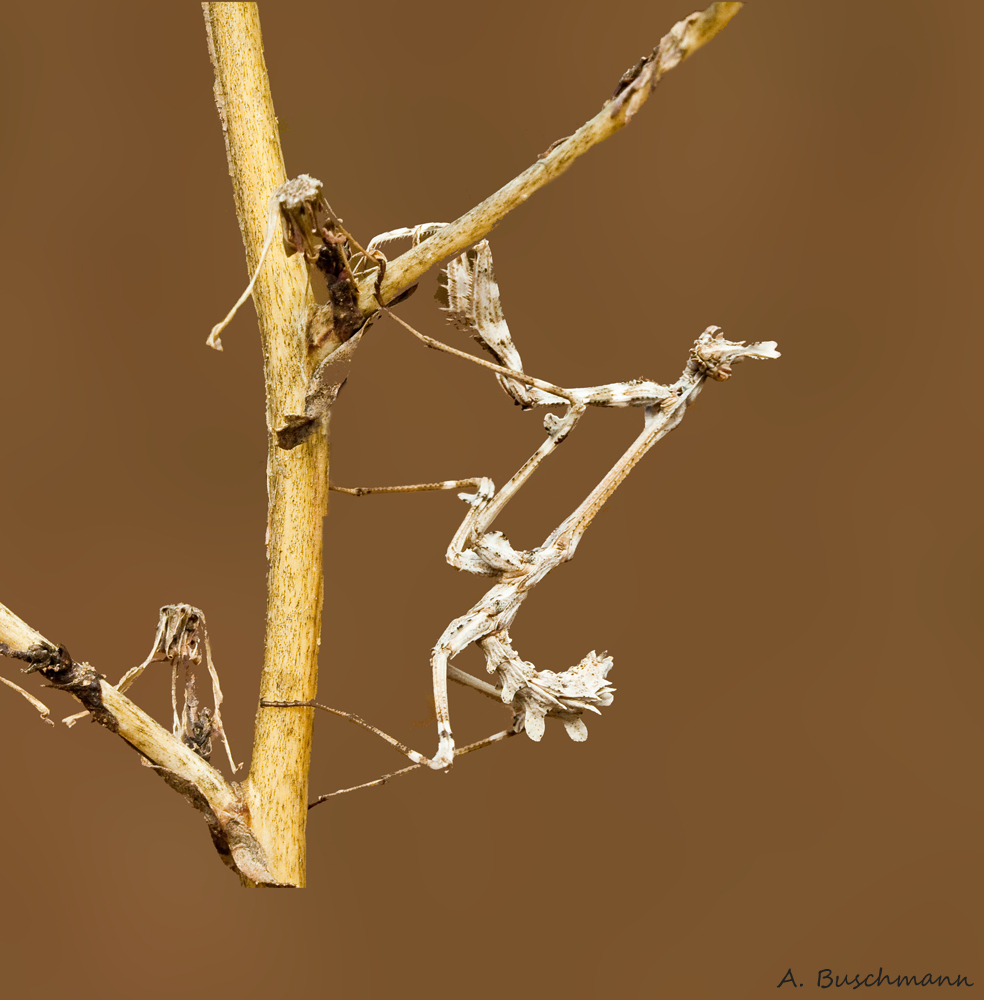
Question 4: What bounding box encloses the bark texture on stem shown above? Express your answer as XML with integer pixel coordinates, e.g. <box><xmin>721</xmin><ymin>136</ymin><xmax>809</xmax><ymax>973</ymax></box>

<box><xmin>0</xmin><ymin>603</ymin><xmax>284</xmax><ymax>885</ymax></box>
<box><xmin>204</xmin><ymin>2</ymin><xmax>325</xmax><ymax>887</ymax></box>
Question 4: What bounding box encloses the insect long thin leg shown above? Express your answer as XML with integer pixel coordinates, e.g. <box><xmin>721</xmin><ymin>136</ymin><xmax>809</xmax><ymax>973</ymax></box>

<box><xmin>203</xmin><ymin>633</ymin><xmax>239</xmax><ymax>773</ymax></box>
<box><xmin>261</xmin><ymin>699</ymin><xmax>423</xmax><ymax>761</ymax></box>
<box><xmin>447</xmin><ymin>664</ymin><xmax>502</xmax><ymax>701</ymax></box>
<box><xmin>329</xmin><ymin>479</ymin><xmax>480</xmax><ymax>496</ymax></box>
<box><xmin>383</xmin><ymin>308</ymin><xmax>578</xmax><ymax>405</ymax></box>
<box><xmin>308</xmin><ymin>730</ymin><xmax>517</xmax><ymax>807</ymax></box>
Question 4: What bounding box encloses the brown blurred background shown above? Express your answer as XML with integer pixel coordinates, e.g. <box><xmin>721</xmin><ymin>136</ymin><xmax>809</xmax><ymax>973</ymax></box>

<box><xmin>0</xmin><ymin>1</ymin><xmax>979</xmax><ymax>996</ymax></box>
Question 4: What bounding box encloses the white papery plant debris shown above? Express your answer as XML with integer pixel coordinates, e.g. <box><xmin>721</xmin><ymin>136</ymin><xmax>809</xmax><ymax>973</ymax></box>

<box><xmin>64</xmin><ymin>604</ymin><xmax>239</xmax><ymax>773</ymax></box>
<box><xmin>269</xmin><ymin>230</ymin><xmax>779</xmax><ymax>791</ymax></box>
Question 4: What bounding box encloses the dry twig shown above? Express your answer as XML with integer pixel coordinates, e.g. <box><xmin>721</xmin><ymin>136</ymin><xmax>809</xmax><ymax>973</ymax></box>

<box><xmin>0</xmin><ymin>2</ymin><xmax>751</xmax><ymax>888</ymax></box>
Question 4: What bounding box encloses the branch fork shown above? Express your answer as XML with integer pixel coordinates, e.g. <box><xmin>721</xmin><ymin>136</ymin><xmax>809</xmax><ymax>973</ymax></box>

<box><xmin>0</xmin><ymin>602</ymin><xmax>284</xmax><ymax>885</ymax></box>
<box><xmin>1</xmin><ymin>2</ymin><xmax>752</xmax><ymax>886</ymax></box>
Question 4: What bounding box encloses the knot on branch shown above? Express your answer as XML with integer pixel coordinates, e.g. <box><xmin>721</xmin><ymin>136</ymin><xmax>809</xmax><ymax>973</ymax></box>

<box><xmin>1</xmin><ymin>640</ymin><xmax>117</xmax><ymax>732</ymax></box>
<box><xmin>0</xmin><ymin>640</ymin><xmax>73</xmax><ymax>679</ymax></box>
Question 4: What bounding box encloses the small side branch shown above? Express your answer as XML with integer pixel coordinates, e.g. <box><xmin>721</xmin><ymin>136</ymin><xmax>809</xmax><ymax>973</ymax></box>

<box><xmin>0</xmin><ymin>600</ymin><xmax>281</xmax><ymax>886</ymax></box>
<box><xmin>368</xmin><ymin>2</ymin><xmax>743</xmax><ymax>307</ymax></box>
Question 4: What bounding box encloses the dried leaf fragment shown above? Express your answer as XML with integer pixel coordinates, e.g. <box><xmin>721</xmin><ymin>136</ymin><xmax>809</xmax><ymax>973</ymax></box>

<box><xmin>0</xmin><ymin>670</ymin><xmax>53</xmax><ymax>725</ymax></box>
<box><xmin>96</xmin><ymin>605</ymin><xmax>239</xmax><ymax>772</ymax></box>
<box><xmin>208</xmin><ymin>173</ymin><xmax>369</xmax><ymax>352</ymax></box>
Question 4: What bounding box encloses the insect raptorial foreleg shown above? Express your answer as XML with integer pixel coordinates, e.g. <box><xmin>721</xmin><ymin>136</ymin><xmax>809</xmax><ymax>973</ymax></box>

<box><xmin>350</xmin><ymin>223</ymin><xmax>451</xmax><ymax>284</ymax></box>
<box><xmin>415</xmin><ymin>643</ymin><xmax>455</xmax><ymax>770</ymax></box>
<box><xmin>365</xmin><ymin>222</ymin><xmax>449</xmax><ymax>255</ymax></box>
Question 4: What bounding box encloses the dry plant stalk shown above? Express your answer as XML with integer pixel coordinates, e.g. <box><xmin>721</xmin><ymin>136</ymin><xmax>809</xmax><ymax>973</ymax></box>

<box><xmin>204</xmin><ymin>3</ymin><xmax>326</xmax><ymax>888</ymax></box>
<box><xmin>0</xmin><ymin>1</ymin><xmax>761</xmax><ymax>888</ymax></box>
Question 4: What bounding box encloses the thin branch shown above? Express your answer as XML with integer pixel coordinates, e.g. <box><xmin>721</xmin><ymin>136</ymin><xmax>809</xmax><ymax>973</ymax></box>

<box><xmin>0</xmin><ymin>601</ymin><xmax>284</xmax><ymax>885</ymax></box>
<box><xmin>364</xmin><ymin>2</ymin><xmax>743</xmax><ymax>308</ymax></box>
<box><xmin>0</xmin><ymin>605</ymin><xmax>235</xmax><ymax>808</ymax></box>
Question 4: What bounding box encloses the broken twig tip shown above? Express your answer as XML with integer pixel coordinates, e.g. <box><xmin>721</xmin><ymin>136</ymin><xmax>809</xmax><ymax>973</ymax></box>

<box><xmin>678</xmin><ymin>2</ymin><xmax>745</xmax><ymax>61</ymax></box>
<box><xmin>206</xmin><ymin>194</ymin><xmax>282</xmax><ymax>351</ymax></box>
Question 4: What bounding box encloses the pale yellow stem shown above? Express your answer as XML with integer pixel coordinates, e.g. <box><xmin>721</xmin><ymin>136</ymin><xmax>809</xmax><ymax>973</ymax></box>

<box><xmin>203</xmin><ymin>2</ymin><xmax>326</xmax><ymax>887</ymax></box>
